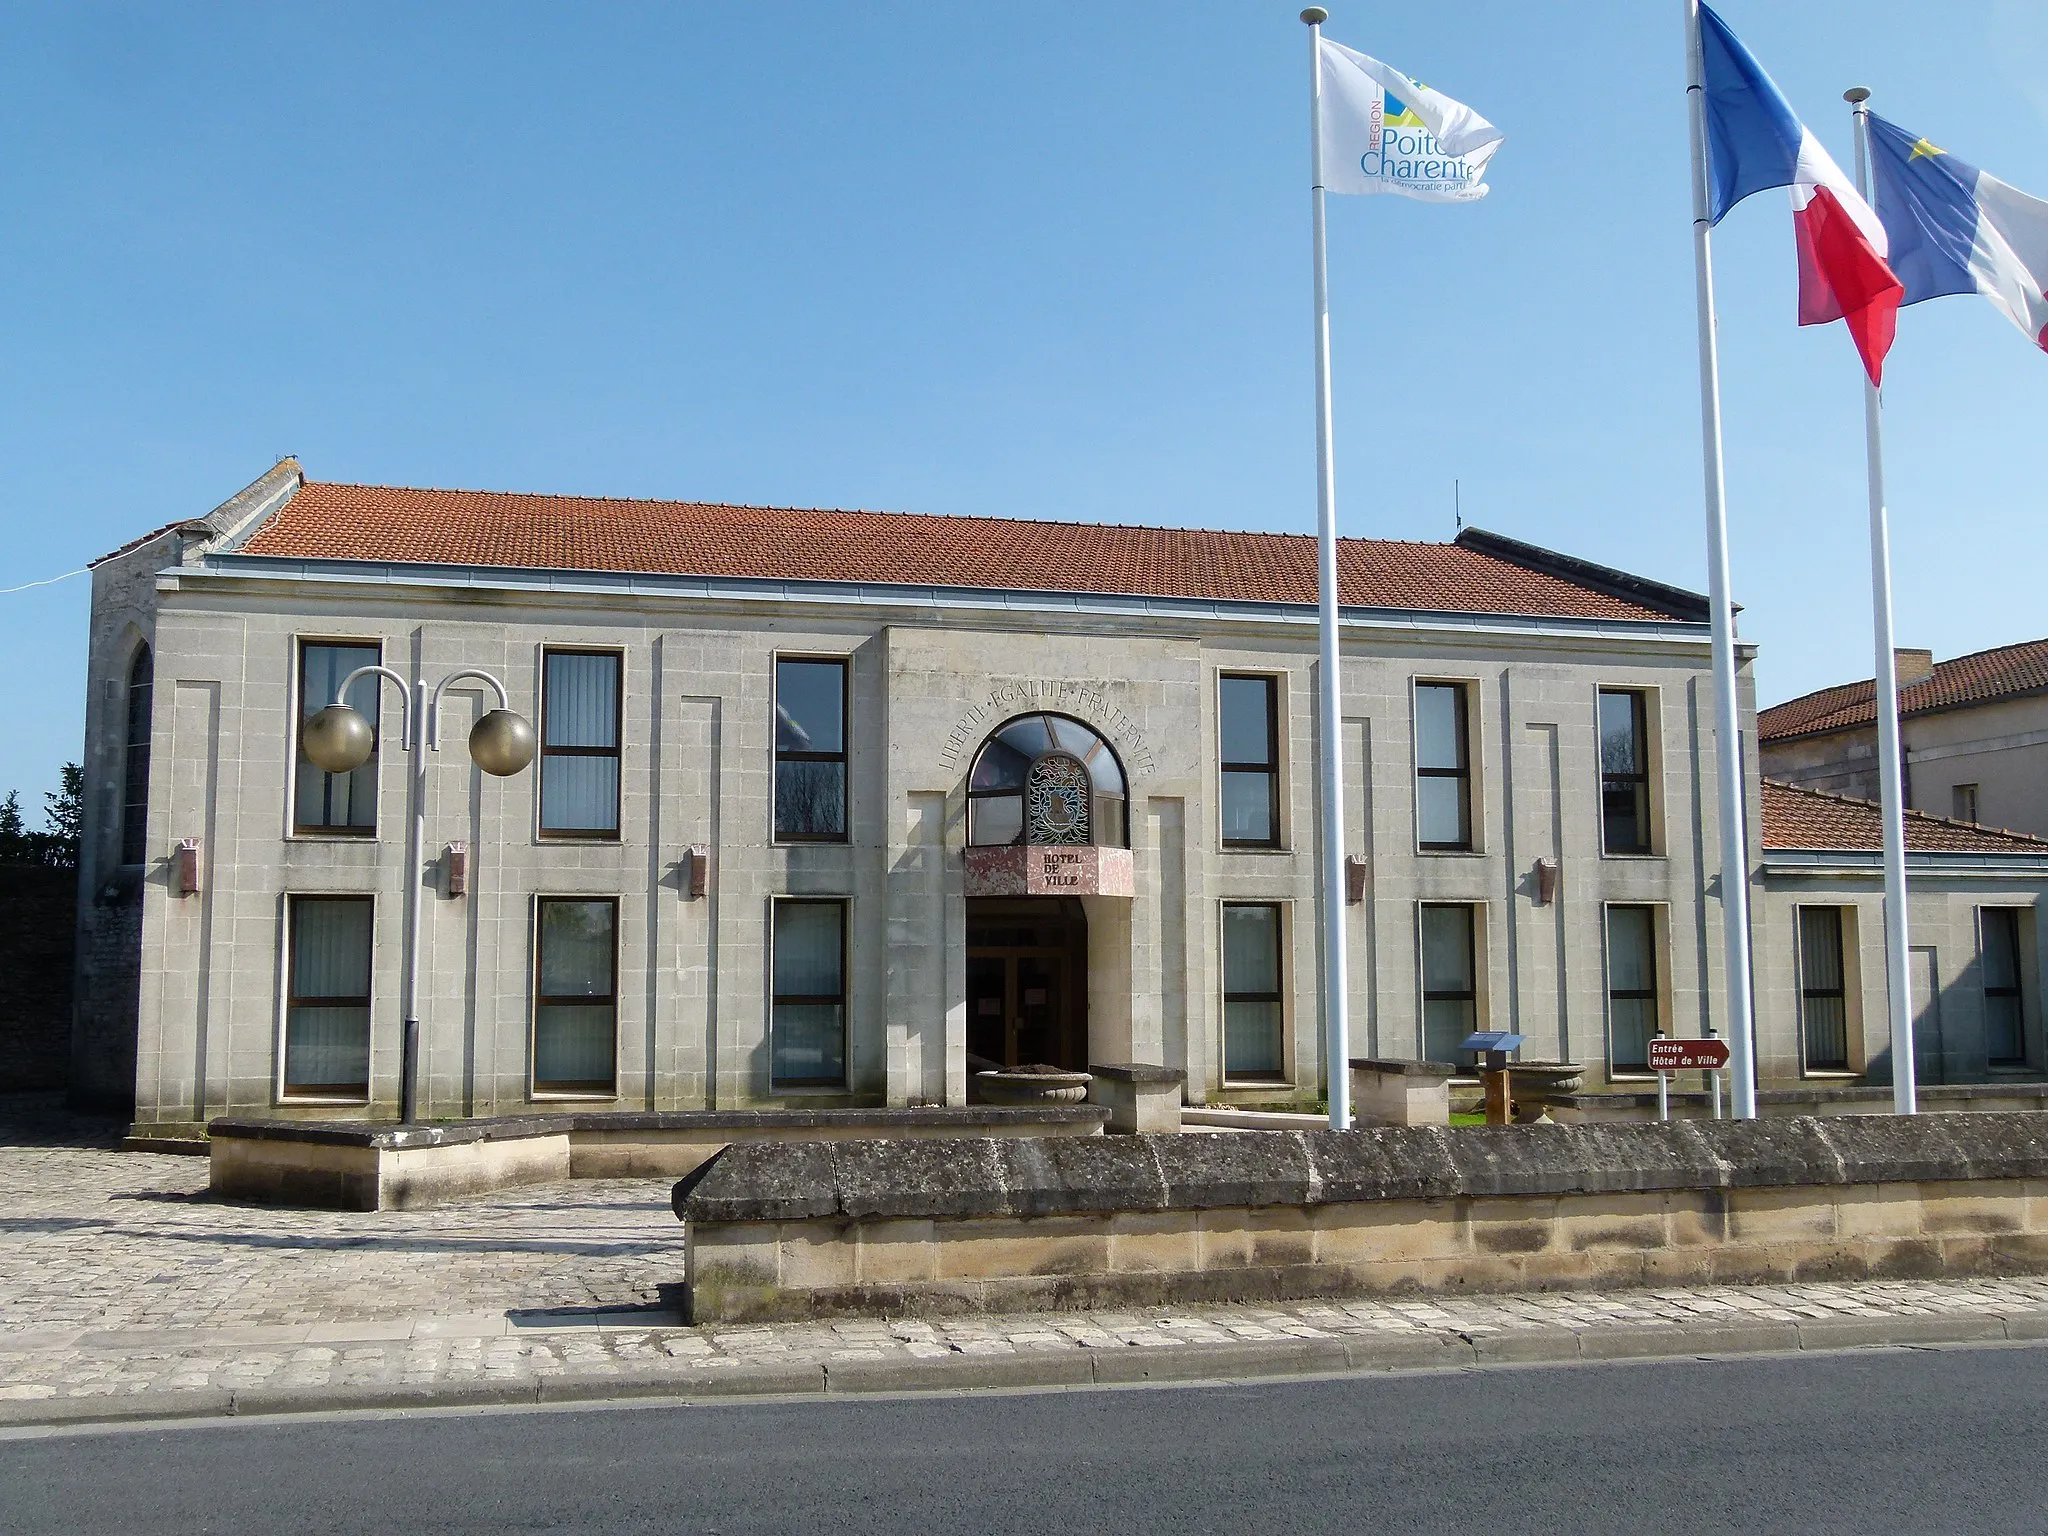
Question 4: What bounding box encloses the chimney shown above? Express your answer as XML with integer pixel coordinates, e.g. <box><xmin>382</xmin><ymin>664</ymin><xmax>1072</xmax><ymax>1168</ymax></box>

<box><xmin>1894</xmin><ymin>648</ymin><xmax>1935</xmax><ymax>688</ymax></box>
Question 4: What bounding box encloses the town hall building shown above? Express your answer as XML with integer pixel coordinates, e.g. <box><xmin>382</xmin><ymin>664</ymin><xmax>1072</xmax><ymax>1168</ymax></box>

<box><xmin>73</xmin><ymin>461</ymin><xmax>2048</xmax><ymax>1134</ymax></box>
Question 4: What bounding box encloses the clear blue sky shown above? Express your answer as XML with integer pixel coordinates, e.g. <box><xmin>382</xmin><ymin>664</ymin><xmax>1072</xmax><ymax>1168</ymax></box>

<box><xmin>3</xmin><ymin>1</ymin><xmax>2045</xmax><ymax>812</ymax></box>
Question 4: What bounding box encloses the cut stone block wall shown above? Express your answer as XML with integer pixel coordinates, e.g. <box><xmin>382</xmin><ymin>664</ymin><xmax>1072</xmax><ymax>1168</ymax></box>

<box><xmin>675</xmin><ymin>1115</ymin><xmax>2048</xmax><ymax>1321</ymax></box>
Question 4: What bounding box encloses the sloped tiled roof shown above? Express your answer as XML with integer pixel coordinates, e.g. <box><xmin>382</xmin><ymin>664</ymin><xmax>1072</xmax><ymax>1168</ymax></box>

<box><xmin>1759</xmin><ymin>637</ymin><xmax>2048</xmax><ymax>741</ymax></box>
<box><xmin>224</xmin><ymin>481</ymin><xmax>1695</xmax><ymax>622</ymax></box>
<box><xmin>1761</xmin><ymin>778</ymin><xmax>2048</xmax><ymax>855</ymax></box>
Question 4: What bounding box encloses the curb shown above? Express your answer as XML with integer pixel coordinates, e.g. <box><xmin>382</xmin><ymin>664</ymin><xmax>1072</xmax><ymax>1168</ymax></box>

<box><xmin>1</xmin><ymin>1311</ymin><xmax>2040</xmax><ymax>1431</ymax></box>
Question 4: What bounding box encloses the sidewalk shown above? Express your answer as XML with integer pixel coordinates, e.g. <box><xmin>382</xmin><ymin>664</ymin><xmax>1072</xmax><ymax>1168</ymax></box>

<box><xmin>7</xmin><ymin>1094</ymin><xmax>2048</xmax><ymax>1426</ymax></box>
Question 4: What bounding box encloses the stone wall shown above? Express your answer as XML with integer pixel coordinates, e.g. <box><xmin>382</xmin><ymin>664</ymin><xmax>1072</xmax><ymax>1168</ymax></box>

<box><xmin>674</xmin><ymin>1117</ymin><xmax>2048</xmax><ymax>1322</ymax></box>
<box><xmin>0</xmin><ymin>866</ymin><xmax>76</xmax><ymax>1091</ymax></box>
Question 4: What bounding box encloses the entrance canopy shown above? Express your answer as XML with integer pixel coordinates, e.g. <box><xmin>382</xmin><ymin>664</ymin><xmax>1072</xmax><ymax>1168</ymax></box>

<box><xmin>963</xmin><ymin>711</ymin><xmax>1134</xmax><ymax>898</ymax></box>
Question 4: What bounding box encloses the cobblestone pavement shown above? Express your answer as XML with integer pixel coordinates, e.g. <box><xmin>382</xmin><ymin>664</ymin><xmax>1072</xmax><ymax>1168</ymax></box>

<box><xmin>9</xmin><ymin>1094</ymin><xmax>2048</xmax><ymax>1422</ymax></box>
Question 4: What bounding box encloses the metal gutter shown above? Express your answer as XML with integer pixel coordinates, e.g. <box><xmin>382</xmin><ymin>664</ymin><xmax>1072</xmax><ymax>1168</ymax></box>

<box><xmin>1763</xmin><ymin>848</ymin><xmax>2048</xmax><ymax>878</ymax></box>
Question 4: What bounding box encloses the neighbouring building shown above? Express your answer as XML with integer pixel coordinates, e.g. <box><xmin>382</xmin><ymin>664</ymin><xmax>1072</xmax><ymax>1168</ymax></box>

<box><xmin>1756</xmin><ymin>779</ymin><xmax>2048</xmax><ymax>1086</ymax></box>
<box><xmin>1759</xmin><ymin>639</ymin><xmax>2048</xmax><ymax>839</ymax></box>
<box><xmin>72</xmin><ymin>462</ymin><xmax>2048</xmax><ymax>1132</ymax></box>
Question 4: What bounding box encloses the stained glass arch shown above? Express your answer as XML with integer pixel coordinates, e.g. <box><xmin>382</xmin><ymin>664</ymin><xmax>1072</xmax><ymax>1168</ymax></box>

<box><xmin>966</xmin><ymin>713</ymin><xmax>1128</xmax><ymax>848</ymax></box>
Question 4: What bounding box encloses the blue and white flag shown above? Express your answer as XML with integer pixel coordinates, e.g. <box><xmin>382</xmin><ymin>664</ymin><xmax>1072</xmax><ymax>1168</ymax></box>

<box><xmin>1868</xmin><ymin>113</ymin><xmax>2048</xmax><ymax>354</ymax></box>
<box><xmin>1317</xmin><ymin>38</ymin><xmax>1502</xmax><ymax>203</ymax></box>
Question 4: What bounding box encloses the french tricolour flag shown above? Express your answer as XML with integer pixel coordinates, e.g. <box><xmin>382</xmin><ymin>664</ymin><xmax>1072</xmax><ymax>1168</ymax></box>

<box><xmin>1699</xmin><ymin>5</ymin><xmax>1903</xmax><ymax>384</ymax></box>
<box><xmin>1867</xmin><ymin>113</ymin><xmax>2048</xmax><ymax>354</ymax></box>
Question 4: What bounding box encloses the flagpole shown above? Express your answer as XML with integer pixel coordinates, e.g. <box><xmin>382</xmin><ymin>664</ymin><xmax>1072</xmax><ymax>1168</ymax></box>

<box><xmin>1846</xmin><ymin>86</ymin><xmax>1918</xmax><ymax>1115</ymax></box>
<box><xmin>1303</xmin><ymin>6</ymin><xmax>1351</xmax><ymax>1131</ymax></box>
<box><xmin>1683</xmin><ymin>0</ymin><xmax>1760</xmax><ymax>1118</ymax></box>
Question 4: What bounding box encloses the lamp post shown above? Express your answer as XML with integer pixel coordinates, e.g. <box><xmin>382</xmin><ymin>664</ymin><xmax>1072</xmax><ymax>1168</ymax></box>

<box><xmin>302</xmin><ymin>666</ymin><xmax>537</xmax><ymax>1123</ymax></box>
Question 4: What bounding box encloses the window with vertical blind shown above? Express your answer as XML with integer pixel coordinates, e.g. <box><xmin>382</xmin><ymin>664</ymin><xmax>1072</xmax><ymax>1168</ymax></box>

<box><xmin>1606</xmin><ymin>905</ymin><xmax>1660</xmax><ymax>1072</ymax></box>
<box><xmin>1419</xmin><ymin>904</ymin><xmax>1478</xmax><ymax>1064</ymax></box>
<box><xmin>294</xmin><ymin>641</ymin><xmax>379</xmax><ymax>835</ymax></box>
<box><xmin>120</xmin><ymin>645</ymin><xmax>154</xmax><ymax>864</ymax></box>
<box><xmin>1222</xmin><ymin>903</ymin><xmax>1284</xmax><ymax>1079</ymax></box>
<box><xmin>1799</xmin><ymin>906</ymin><xmax>1850</xmax><ymax>1072</ymax></box>
<box><xmin>540</xmin><ymin>650</ymin><xmax>622</xmax><ymax>837</ymax></box>
<box><xmin>1598</xmin><ymin>688</ymin><xmax>1653</xmax><ymax>855</ymax></box>
<box><xmin>282</xmin><ymin>896</ymin><xmax>373</xmax><ymax>1098</ymax></box>
<box><xmin>1219</xmin><ymin>675</ymin><xmax>1280</xmax><ymax>848</ymax></box>
<box><xmin>1414</xmin><ymin>682</ymin><xmax>1472</xmax><ymax>851</ymax></box>
<box><xmin>775</xmin><ymin>658</ymin><xmax>848</xmax><ymax>841</ymax></box>
<box><xmin>532</xmin><ymin>898</ymin><xmax>618</xmax><ymax>1094</ymax></box>
<box><xmin>1982</xmin><ymin>907</ymin><xmax>2026</xmax><ymax>1066</ymax></box>
<box><xmin>772</xmin><ymin>900</ymin><xmax>847</xmax><ymax>1087</ymax></box>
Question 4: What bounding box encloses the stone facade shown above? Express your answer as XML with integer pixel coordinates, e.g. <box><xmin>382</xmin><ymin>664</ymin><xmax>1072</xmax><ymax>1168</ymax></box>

<box><xmin>74</xmin><ymin>467</ymin><xmax>2048</xmax><ymax>1132</ymax></box>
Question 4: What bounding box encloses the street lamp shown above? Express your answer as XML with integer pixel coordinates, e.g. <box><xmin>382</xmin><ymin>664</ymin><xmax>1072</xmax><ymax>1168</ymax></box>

<box><xmin>302</xmin><ymin>666</ymin><xmax>537</xmax><ymax>1123</ymax></box>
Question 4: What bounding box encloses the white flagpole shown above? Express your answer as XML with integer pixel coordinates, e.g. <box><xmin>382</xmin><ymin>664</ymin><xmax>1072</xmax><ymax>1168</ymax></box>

<box><xmin>1303</xmin><ymin>6</ymin><xmax>1351</xmax><ymax>1131</ymax></box>
<box><xmin>1845</xmin><ymin>87</ymin><xmax>1918</xmax><ymax>1114</ymax></box>
<box><xmin>1683</xmin><ymin>0</ymin><xmax>1760</xmax><ymax>1118</ymax></box>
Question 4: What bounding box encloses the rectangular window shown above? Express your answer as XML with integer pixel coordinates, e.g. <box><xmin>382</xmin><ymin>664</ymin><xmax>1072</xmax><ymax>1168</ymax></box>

<box><xmin>540</xmin><ymin>650</ymin><xmax>622</xmax><ymax>837</ymax></box>
<box><xmin>1415</xmin><ymin>682</ymin><xmax>1472</xmax><ymax>851</ymax></box>
<box><xmin>294</xmin><ymin>642</ymin><xmax>380</xmax><ymax>834</ymax></box>
<box><xmin>1419</xmin><ymin>903</ymin><xmax>1478</xmax><ymax>1064</ymax></box>
<box><xmin>1222</xmin><ymin>903</ymin><xmax>1284</xmax><ymax>1079</ymax></box>
<box><xmin>1219</xmin><ymin>674</ymin><xmax>1280</xmax><ymax>848</ymax></box>
<box><xmin>533</xmin><ymin>898</ymin><xmax>618</xmax><ymax>1094</ymax></box>
<box><xmin>772</xmin><ymin>899</ymin><xmax>847</xmax><ymax>1087</ymax></box>
<box><xmin>775</xmin><ymin>658</ymin><xmax>848</xmax><ymax>841</ymax></box>
<box><xmin>1983</xmin><ymin>907</ymin><xmax>2026</xmax><ymax>1066</ymax></box>
<box><xmin>1599</xmin><ymin>689</ymin><xmax>1653</xmax><ymax>855</ymax></box>
<box><xmin>1799</xmin><ymin>906</ymin><xmax>1851</xmax><ymax>1072</ymax></box>
<box><xmin>1606</xmin><ymin>904</ymin><xmax>1660</xmax><ymax>1072</ymax></box>
<box><xmin>1954</xmin><ymin>784</ymin><xmax>1980</xmax><ymax>824</ymax></box>
<box><xmin>283</xmin><ymin>896</ymin><xmax>373</xmax><ymax>1098</ymax></box>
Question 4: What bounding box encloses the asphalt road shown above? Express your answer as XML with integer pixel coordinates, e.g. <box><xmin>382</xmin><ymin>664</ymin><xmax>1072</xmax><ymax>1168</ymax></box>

<box><xmin>4</xmin><ymin>1344</ymin><xmax>2046</xmax><ymax>1534</ymax></box>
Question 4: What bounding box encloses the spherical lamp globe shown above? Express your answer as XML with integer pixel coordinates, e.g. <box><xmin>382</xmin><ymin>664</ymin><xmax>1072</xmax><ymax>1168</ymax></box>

<box><xmin>301</xmin><ymin>705</ymin><xmax>375</xmax><ymax>774</ymax></box>
<box><xmin>469</xmin><ymin>709</ymin><xmax>538</xmax><ymax>777</ymax></box>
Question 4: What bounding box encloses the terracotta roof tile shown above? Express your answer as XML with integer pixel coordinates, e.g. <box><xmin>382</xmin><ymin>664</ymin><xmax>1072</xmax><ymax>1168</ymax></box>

<box><xmin>228</xmin><ymin>481</ymin><xmax>1690</xmax><ymax>622</ymax></box>
<box><xmin>1761</xmin><ymin>778</ymin><xmax>2048</xmax><ymax>855</ymax></box>
<box><xmin>1759</xmin><ymin>637</ymin><xmax>2048</xmax><ymax>740</ymax></box>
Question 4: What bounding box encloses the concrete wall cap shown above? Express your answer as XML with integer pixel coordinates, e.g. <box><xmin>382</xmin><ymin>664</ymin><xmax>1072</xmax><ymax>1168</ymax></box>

<box><xmin>1087</xmin><ymin>1064</ymin><xmax>1187</xmax><ymax>1085</ymax></box>
<box><xmin>1349</xmin><ymin>1057</ymin><xmax>1460</xmax><ymax>1078</ymax></box>
<box><xmin>673</xmin><ymin>1114</ymin><xmax>2048</xmax><ymax>1224</ymax></box>
<box><xmin>209</xmin><ymin>1104</ymin><xmax>1109</xmax><ymax>1152</ymax></box>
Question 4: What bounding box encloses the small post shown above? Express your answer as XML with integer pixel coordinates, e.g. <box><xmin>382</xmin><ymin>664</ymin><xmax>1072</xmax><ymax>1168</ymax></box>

<box><xmin>1483</xmin><ymin>1048</ymin><xmax>1513</xmax><ymax>1126</ymax></box>
<box><xmin>1655</xmin><ymin>1032</ymin><xmax>1670</xmax><ymax>1123</ymax></box>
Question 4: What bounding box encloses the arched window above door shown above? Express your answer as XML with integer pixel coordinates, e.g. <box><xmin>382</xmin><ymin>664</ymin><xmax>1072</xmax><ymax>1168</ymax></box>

<box><xmin>966</xmin><ymin>713</ymin><xmax>1127</xmax><ymax>849</ymax></box>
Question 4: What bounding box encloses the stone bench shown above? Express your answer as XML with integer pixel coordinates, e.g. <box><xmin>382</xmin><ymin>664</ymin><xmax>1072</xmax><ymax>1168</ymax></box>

<box><xmin>1086</xmin><ymin>1064</ymin><xmax>1185</xmax><ymax>1134</ymax></box>
<box><xmin>1348</xmin><ymin>1057</ymin><xmax>1459</xmax><ymax>1126</ymax></box>
<box><xmin>673</xmin><ymin>1114</ymin><xmax>2048</xmax><ymax>1323</ymax></box>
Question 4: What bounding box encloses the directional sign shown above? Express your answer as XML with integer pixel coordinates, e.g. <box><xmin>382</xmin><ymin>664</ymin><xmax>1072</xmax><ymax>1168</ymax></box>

<box><xmin>1647</xmin><ymin>1037</ymin><xmax>1731</xmax><ymax>1072</ymax></box>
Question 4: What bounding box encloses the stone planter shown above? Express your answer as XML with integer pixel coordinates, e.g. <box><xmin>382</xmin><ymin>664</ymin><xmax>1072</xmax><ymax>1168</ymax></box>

<box><xmin>975</xmin><ymin>1070</ymin><xmax>1093</xmax><ymax>1106</ymax></box>
<box><xmin>1511</xmin><ymin>1062</ymin><xmax>1586</xmax><ymax>1094</ymax></box>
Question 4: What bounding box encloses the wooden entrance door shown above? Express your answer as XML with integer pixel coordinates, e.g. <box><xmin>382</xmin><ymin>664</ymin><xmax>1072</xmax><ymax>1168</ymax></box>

<box><xmin>966</xmin><ymin>949</ymin><xmax>1070</xmax><ymax>1070</ymax></box>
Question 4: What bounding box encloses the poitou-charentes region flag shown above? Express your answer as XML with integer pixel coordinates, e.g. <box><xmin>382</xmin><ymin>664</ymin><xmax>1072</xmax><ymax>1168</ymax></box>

<box><xmin>1866</xmin><ymin>113</ymin><xmax>2048</xmax><ymax>354</ymax></box>
<box><xmin>1317</xmin><ymin>38</ymin><xmax>1503</xmax><ymax>202</ymax></box>
<box><xmin>1699</xmin><ymin>3</ymin><xmax>1902</xmax><ymax>384</ymax></box>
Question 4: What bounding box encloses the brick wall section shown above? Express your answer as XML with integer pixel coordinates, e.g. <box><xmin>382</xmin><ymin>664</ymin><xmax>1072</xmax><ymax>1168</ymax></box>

<box><xmin>0</xmin><ymin>866</ymin><xmax>76</xmax><ymax>1091</ymax></box>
